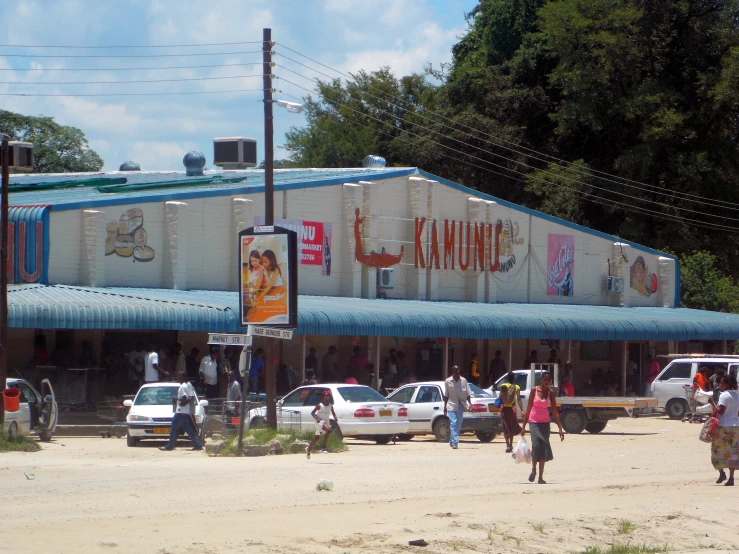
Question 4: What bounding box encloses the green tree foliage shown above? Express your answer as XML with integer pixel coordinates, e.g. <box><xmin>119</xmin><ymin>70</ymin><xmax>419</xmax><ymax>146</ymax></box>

<box><xmin>0</xmin><ymin>110</ymin><xmax>103</xmax><ymax>172</ymax></box>
<box><xmin>679</xmin><ymin>251</ymin><xmax>739</xmax><ymax>312</ymax></box>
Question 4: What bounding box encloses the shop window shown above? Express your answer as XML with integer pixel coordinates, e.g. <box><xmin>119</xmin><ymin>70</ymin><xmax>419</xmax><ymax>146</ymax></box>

<box><xmin>580</xmin><ymin>341</ymin><xmax>612</xmax><ymax>361</ymax></box>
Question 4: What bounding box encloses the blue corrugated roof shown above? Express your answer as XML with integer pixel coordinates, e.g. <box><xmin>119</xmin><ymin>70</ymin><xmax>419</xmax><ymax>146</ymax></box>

<box><xmin>8</xmin><ymin>284</ymin><xmax>739</xmax><ymax>341</ymax></box>
<box><xmin>8</xmin><ymin>168</ymin><xmax>416</xmax><ymax>211</ymax></box>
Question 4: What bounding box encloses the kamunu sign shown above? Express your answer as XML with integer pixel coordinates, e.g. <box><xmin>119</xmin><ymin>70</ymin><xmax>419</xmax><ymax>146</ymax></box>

<box><xmin>412</xmin><ymin>217</ymin><xmax>525</xmax><ymax>273</ymax></box>
<box><xmin>254</xmin><ymin>217</ymin><xmax>332</xmax><ymax>276</ymax></box>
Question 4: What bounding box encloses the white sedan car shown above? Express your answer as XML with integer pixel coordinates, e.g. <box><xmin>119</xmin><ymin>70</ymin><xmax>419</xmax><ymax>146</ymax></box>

<box><xmin>247</xmin><ymin>384</ymin><xmax>410</xmax><ymax>444</ymax></box>
<box><xmin>3</xmin><ymin>378</ymin><xmax>58</xmax><ymax>442</ymax></box>
<box><xmin>124</xmin><ymin>383</ymin><xmax>208</xmax><ymax>447</ymax></box>
<box><xmin>386</xmin><ymin>381</ymin><xmax>502</xmax><ymax>442</ymax></box>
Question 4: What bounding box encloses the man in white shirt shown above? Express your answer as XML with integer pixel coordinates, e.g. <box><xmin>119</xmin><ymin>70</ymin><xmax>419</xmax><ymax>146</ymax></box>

<box><xmin>160</xmin><ymin>372</ymin><xmax>204</xmax><ymax>451</ymax></box>
<box><xmin>144</xmin><ymin>345</ymin><xmax>166</xmax><ymax>384</ymax></box>
<box><xmin>199</xmin><ymin>347</ymin><xmax>220</xmax><ymax>398</ymax></box>
<box><xmin>173</xmin><ymin>343</ymin><xmax>186</xmax><ymax>375</ymax></box>
<box><xmin>443</xmin><ymin>365</ymin><xmax>471</xmax><ymax>449</ymax></box>
<box><xmin>126</xmin><ymin>342</ymin><xmax>147</xmax><ymax>392</ymax></box>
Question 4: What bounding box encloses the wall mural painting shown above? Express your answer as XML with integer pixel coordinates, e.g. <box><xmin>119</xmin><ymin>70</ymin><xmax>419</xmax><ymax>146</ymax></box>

<box><xmin>354</xmin><ymin>208</ymin><xmax>405</xmax><ymax>267</ymax></box>
<box><xmin>547</xmin><ymin>234</ymin><xmax>574</xmax><ymax>296</ymax></box>
<box><xmin>105</xmin><ymin>208</ymin><xmax>155</xmax><ymax>262</ymax></box>
<box><xmin>629</xmin><ymin>255</ymin><xmax>658</xmax><ymax>296</ymax></box>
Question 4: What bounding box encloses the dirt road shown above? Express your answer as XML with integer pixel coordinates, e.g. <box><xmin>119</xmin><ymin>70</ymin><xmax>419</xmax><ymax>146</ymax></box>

<box><xmin>0</xmin><ymin>417</ymin><xmax>736</xmax><ymax>554</ymax></box>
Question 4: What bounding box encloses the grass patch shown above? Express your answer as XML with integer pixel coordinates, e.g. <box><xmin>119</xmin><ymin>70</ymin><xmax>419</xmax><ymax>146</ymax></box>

<box><xmin>214</xmin><ymin>427</ymin><xmax>346</xmax><ymax>456</ymax></box>
<box><xmin>0</xmin><ymin>430</ymin><xmax>41</xmax><ymax>453</ymax></box>
<box><xmin>533</xmin><ymin>522</ymin><xmax>546</xmax><ymax>533</ymax></box>
<box><xmin>617</xmin><ymin>520</ymin><xmax>636</xmax><ymax>535</ymax></box>
<box><xmin>579</xmin><ymin>543</ymin><xmax>668</xmax><ymax>554</ymax></box>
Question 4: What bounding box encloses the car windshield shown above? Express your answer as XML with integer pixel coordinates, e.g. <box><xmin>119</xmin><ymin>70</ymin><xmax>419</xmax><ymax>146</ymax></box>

<box><xmin>134</xmin><ymin>386</ymin><xmax>179</xmax><ymax>406</ymax></box>
<box><xmin>337</xmin><ymin>386</ymin><xmax>387</xmax><ymax>403</ymax></box>
<box><xmin>469</xmin><ymin>383</ymin><xmax>491</xmax><ymax>397</ymax></box>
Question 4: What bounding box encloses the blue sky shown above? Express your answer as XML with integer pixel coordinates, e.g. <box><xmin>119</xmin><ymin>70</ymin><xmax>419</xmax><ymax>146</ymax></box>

<box><xmin>0</xmin><ymin>0</ymin><xmax>477</xmax><ymax>171</ymax></box>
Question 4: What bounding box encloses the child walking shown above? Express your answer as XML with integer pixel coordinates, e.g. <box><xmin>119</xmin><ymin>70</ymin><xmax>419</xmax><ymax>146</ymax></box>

<box><xmin>306</xmin><ymin>390</ymin><xmax>338</xmax><ymax>459</ymax></box>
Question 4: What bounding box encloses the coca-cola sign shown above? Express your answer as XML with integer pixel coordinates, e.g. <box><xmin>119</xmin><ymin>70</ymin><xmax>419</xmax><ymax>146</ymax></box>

<box><xmin>547</xmin><ymin>234</ymin><xmax>574</xmax><ymax>296</ymax></box>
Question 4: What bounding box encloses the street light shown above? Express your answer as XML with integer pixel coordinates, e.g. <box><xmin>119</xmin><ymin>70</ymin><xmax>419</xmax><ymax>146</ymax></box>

<box><xmin>275</xmin><ymin>100</ymin><xmax>303</xmax><ymax>114</ymax></box>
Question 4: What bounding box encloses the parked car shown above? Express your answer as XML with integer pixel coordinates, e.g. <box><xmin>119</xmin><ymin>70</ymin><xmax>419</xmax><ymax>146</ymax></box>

<box><xmin>386</xmin><ymin>381</ymin><xmax>502</xmax><ymax>442</ymax></box>
<box><xmin>3</xmin><ymin>378</ymin><xmax>58</xmax><ymax>442</ymax></box>
<box><xmin>124</xmin><ymin>383</ymin><xmax>208</xmax><ymax>447</ymax></box>
<box><xmin>247</xmin><ymin>384</ymin><xmax>410</xmax><ymax>445</ymax></box>
<box><xmin>651</xmin><ymin>357</ymin><xmax>739</xmax><ymax>419</ymax></box>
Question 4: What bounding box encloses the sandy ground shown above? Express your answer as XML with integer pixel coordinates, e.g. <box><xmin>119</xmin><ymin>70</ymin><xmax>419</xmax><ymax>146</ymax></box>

<box><xmin>0</xmin><ymin>417</ymin><xmax>738</xmax><ymax>554</ymax></box>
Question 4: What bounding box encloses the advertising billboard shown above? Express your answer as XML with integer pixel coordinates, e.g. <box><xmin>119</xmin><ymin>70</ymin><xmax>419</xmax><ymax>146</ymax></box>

<box><xmin>547</xmin><ymin>234</ymin><xmax>574</xmax><ymax>296</ymax></box>
<box><xmin>239</xmin><ymin>226</ymin><xmax>298</xmax><ymax>327</ymax></box>
<box><xmin>254</xmin><ymin>217</ymin><xmax>332</xmax><ymax>276</ymax></box>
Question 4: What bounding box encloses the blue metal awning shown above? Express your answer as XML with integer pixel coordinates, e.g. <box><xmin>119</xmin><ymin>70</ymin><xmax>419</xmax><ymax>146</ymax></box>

<box><xmin>8</xmin><ymin>284</ymin><xmax>739</xmax><ymax>341</ymax></box>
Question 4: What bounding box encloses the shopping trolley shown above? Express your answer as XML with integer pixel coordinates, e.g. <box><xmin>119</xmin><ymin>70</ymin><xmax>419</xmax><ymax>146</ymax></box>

<box><xmin>95</xmin><ymin>396</ymin><xmax>132</xmax><ymax>438</ymax></box>
<box><xmin>682</xmin><ymin>385</ymin><xmax>713</xmax><ymax>423</ymax></box>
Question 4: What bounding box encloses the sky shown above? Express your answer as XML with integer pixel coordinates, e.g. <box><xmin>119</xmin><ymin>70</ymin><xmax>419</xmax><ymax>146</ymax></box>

<box><xmin>0</xmin><ymin>0</ymin><xmax>477</xmax><ymax>171</ymax></box>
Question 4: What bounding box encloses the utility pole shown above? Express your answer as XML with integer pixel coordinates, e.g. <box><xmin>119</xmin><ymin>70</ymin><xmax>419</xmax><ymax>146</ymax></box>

<box><xmin>0</xmin><ymin>135</ymin><xmax>9</xmax><ymax>429</ymax></box>
<box><xmin>262</xmin><ymin>28</ymin><xmax>277</xmax><ymax>429</ymax></box>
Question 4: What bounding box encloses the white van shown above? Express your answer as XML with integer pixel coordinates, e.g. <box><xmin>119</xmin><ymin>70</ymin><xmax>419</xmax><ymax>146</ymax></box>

<box><xmin>650</xmin><ymin>356</ymin><xmax>739</xmax><ymax>419</ymax></box>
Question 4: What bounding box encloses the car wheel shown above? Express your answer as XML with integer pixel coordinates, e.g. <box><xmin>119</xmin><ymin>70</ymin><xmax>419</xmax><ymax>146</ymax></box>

<box><xmin>396</xmin><ymin>433</ymin><xmax>414</xmax><ymax>441</ymax></box>
<box><xmin>374</xmin><ymin>435</ymin><xmax>392</xmax><ymax>445</ymax></box>
<box><xmin>433</xmin><ymin>418</ymin><xmax>451</xmax><ymax>442</ymax></box>
<box><xmin>7</xmin><ymin>422</ymin><xmax>19</xmax><ymax>438</ymax></box>
<box><xmin>666</xmin><ymin>399</ymin><xmax>687</xmax><ymax>420</ymax></box>
<box><xmin>561</xmin><ymin>409</ymin><xmax>586</xmax><ymax>434</ymax></box>
<box><xmin>250</xmin><ymin>416</ymin><xmax>267</xmax><ymax>429</ymax></box>
<box><xmin>330</xmin><ymin>421</ymin><xmax>343</xmax><ymax>441</ymax></box>
<box><xmin>475</xmin><ymin>431</ymin><xmax>496</xmax><ymax>443</ymax></box>
<box><xmin>126</xmin><ymin>433</ymin><xmax>139</xmax><ymax>447</ymax></box>
<box><xmin>39</xmin><ymin>430</ymin><xmax>53</xmax><ymax>442</ymax></box>
<box><xmin>585</xmin><ymin>421</ymin><xmax>608</xmax><ymax>434</ymax></box>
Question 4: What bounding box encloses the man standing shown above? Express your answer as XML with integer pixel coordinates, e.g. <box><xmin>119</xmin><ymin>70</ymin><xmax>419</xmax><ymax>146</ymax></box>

<box><xmin>443</xmin><ymin>365</ymin><xmax>471</xmax><ymax>449</ymax></box>
<box><xmin>523</xmin><ymin>350</ymin><xmax>539</xmax><ymax>370</ymax></box>
<box><xmin>173</xmin><ymin>343</ymin><xmax>186</xmax><ymax>376</ymax></box>
<box><xmin>468</xmin><ymin>353</ymin><xmax>480</xmax><ymax>385</ymax></box>
<box><xmin>322</xmin><ymin>346</ymin><xmax>339</xmax><ymax>382</ymax></box>
<box><xmin>160</xmin><ymin>372</ymin><xmax>203</xmax><ymax>451</ymax></box>
<box><xmin>349</xmin><ymin>345</ymin><xmax>369</xmax><ymax>385</ymax></box>
<box><xmin>127</xmin><ymin>342</ymin><xmax>147</xmax><ymax>392</ymax></box>
<box><xmin>144</xmin><ymin>345</ymin><xmax>166</xmax><ymax>384</ymax></box>
<box><xmin>185</xmin><ymin>347</ymin><xmax>200</xmax><ymax>384</ymax></box>
<box><xmin>249</xmin><ymin>348</ymin><xmax>265</xmax><ymax>394</ymax></box>
<box><xmin>305</xmin><ymin>347</ymin><xmax>318</xmax><ymax>380</ymax></box>
<box><xmin>199</xmin><ymin>347</ymin><xmax>220</xmax><ymax>399</ymax></box>
<box><xmin>488</xmin><ymin>350</ymin><xmax>506</xmax><ymax>387</ymax></box>
<box><xmin>645</xmin><ymin>355</ymin><xmax>661</xmax><ymax>385</ymax></box>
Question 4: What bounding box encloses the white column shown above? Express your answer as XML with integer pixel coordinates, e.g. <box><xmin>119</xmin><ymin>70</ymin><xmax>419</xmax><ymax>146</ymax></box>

<box><xmin>80</xmin><ymin>209</ymin><xmax>106</xmax><ymax>287</ymax></box>
<box><xmin>408</xmin><ymin>176</ymin><xmax>428</xmax><ymax>300</ymax></box>
<box><xmin>360</xmin><ymin>181</ymin><xmax>378</xmax><ymax>299</ymax></box>
<box><xmin>231</xmin><ymin>197</ymin><xmax>253</xmax><ymax>290</ymax></box>
<box><xmin>465</xmin><ymin>197</ymin><xmax>486</xmax><ymax>302</ymax></box>
<box><xmin>426</xmin><ymin>180</ymin><xmax>440</xmax><ymax>300</ymax></box>
<box><xmin>342</xmin><ymin>183</ymin><xmax>363</xmax><ymax>297</ymax></box>
<box><xmin>164</xmin><ymin>201</ymin><xmax>189</xmax><ymax>290</ymax></box>
<box><xmin>485</xmin><ymin>200</ymin><xmax>498</xmax><ymax>303</ymax></box>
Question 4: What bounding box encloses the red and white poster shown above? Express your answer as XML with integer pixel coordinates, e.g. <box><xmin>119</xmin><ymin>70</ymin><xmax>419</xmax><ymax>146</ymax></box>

<box><xmin>254</xmin><ymin>217</ymin><xmax>332</xmax><ymax>276</ymax></box>
<box><xmin>547</xmin><ymin>234</ymin><xmax>574</xmax><ymax>296</ymax></box>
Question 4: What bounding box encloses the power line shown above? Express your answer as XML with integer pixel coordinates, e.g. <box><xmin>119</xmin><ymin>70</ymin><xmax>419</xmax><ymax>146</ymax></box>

<box><xmin>0</xmin><ymin>74</ymin><xmax>264</xmax><ymax>85</ymax></box>
<box><xmin>276</xmin><ymin>68</ymin><xmax>739</xmax><ymax>224</ymax></box>
<box><xmin>277</xmin><ymin>79</ymin><xmax>739</xmax><ymax>234</ymax></box>
<box><xmin>0</xmin><ymin>41</ymin><xmax>263</xmax><ymax>49</ymax></box>
<box><xmin>275</xmin><ymin>41</ymin><xmax>739</xmax><ymax>212</ymax></box>
<box><xmin>0</xmin><ymin>62</ymin><xmax>269</xmax><ymax>72</ymax></box>
<box><xmin>0</xmin><ymin>88</ymin><xmax>266</xmax><ymax>97</ymax></box>
<box><xmin>0</xmin><ymin>50</ymin><xmax>263</xmax><ymax>59</ymax></box>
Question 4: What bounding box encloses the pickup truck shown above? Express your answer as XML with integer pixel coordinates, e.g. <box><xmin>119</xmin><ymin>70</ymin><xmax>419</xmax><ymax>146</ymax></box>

<box><xmin>650</xmin><ymin>356</ymin><xmax>739</xmax><ymax>419</ymax></box>
<box><xmin>486</xmin><ymin>369</ymin><xmax>656</xmax><ymax>434</ymax></box>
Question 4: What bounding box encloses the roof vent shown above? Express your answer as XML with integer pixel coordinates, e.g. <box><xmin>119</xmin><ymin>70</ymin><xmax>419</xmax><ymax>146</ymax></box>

<box><xmin>362</xmin><ymin>155</ymin><xmax>386</xmax><ymax>169</ymax></box>
<box><xmin>183</xmin><ymin>151</ymin><xmax>206</xmax><ymax>176</ymax></box>
<box><xmin>119</xmin><ymin>161</ymin><xmax>141</xmax><ymax>172</ymax></box>
<box><xmin>0</xmin><ymin>141</ymin><xmax>34</xmax><ymax>174</ymax></box>
<box><xmin>213</xmin><ymin>137</ymin><xmax>257</xmax><ymax>169</ymax></box>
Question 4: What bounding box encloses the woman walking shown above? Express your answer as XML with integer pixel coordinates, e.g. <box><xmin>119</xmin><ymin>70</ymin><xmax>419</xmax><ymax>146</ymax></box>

<box><xmin>499</xmin><ymin>372</ymin><xmax>523</xmax><ymax>453</ymax></box>
<box><xmin>520</xmin><ymin>372</ymin><xmax>564</xmax><ymax>484</ymax></box>
<box><xmin>711</xmin><ymin>374</ymin><xmax>739</xmax><ymax>486</ymax></box>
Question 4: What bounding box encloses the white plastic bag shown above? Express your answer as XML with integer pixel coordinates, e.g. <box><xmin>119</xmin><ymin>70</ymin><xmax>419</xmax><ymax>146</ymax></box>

<box><xmin>513</xmin><ymin>436</ymin><xmax>531</xmax><ymax>464</ymax></box>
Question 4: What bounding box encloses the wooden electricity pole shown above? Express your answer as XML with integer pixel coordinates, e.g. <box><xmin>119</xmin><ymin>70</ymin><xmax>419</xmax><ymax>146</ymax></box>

<box><xmin>0</xmin><ymin>135</ymin><xmax>9</xmax><ymax>428</ymax></box>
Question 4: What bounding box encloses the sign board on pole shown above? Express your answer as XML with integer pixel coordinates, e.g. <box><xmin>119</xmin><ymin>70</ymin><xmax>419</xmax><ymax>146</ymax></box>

<box><xmin>208</xmin><ymin>333</ymin><xmax>252</xmax><ymax>346</ymax></box>
<box><xmin>239</xmin><ymin>225</ymin><xmax>298</xmax><ymax>327</ymax></box>
<box><xmin>251</xmin><ymin>326</ymin><xmax>294</xmax><ymax>340</ymax></box>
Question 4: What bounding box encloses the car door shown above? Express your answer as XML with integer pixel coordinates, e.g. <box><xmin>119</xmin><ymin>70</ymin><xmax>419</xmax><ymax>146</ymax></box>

<box><xmin>652</xmin><ymin>362</ymin><xmax>693</xmax><ymax>408</ymax></box>
<box><xmin>40</xmin><ymin>379</ymin><xmax>59</xmax><ymax>433</ymax></box>
<box><xmin>386</xmin><ymin>386</ymin><xmax>418</xmax><ymax>430</ymax></box>
<box><xmin>412</xmin><ymin>385</ymin><xmax>443</xmax><ymax>432</ymax></box>
<box><xmin>278</xmin><ymin>388</ymin><xmax>309</xmax><ymax>429</ymax></box>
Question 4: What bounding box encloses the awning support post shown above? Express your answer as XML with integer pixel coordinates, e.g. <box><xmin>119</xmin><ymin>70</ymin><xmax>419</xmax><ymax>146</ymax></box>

<box><xmin>622</xmin><ymin>341</ymin><xmax>628</xmax><ymax>397</ymax></box>
<box><xmin>508</xmin><ymin>338</ymin><xmax>513</xmax><ymax>374</ymax></box>
<box><xmin>443</xmin><ymin>339</ymin><xmax>449</xmax><ymax>379</ymax></box>
<box><xmin>375</xmin><ymin>336</ymin><xmax>381</xmax><ymax>390</ymax></box>
<box><xmin>301</xmin><ymin>335</ymin><xmax>307</xmax><ymax>383</ymax></box>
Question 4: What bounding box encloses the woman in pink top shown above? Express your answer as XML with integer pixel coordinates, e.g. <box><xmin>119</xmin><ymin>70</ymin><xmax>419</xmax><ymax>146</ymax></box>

<box><xmin>520</xmin><ymin>372</ymin><xmax>564</xmax><ymax>484</ymax></box>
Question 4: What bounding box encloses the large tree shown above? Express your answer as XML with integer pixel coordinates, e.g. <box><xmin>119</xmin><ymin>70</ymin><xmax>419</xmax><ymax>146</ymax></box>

<box><xmin>0</xmin><ymin>110</ymin><xmax>103</xmax><ymax>172</ymax></box>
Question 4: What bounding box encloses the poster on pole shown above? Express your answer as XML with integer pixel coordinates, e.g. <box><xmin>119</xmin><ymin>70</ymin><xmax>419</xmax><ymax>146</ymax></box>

<box><xmin>254</xmin><ymin>217</ymin><xmax>332</xmax><ymax>276</ymax></box>
<box><xmin>547</xmin><ymin>234</ymin><xmax>574</xmax><ymax>296</ymax></box>
<box><xmin>239</xmin><ymin>225</ymin><xmax>298</xmax><ymax>327</ymax></box>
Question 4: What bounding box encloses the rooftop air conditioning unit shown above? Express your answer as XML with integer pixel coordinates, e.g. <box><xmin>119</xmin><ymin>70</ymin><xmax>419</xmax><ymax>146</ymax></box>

<box><xmin>213</xmin><ymin>137</ymin><xmax>257</xmax><ymax>169</ymax></box>
<box><xmin>606</xmin><ymin>276</ymin><xmax>623</xmax><ymax>294</ymax></box>
<box><xmin>1</xmin><ymin>141</ymin><xmax>34</xmax><ymax>173</ymax></box>
<box><xmin>377</xmin><ymin>267</ymin><xmax>395</xmax><ymax>289</ymax></box>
